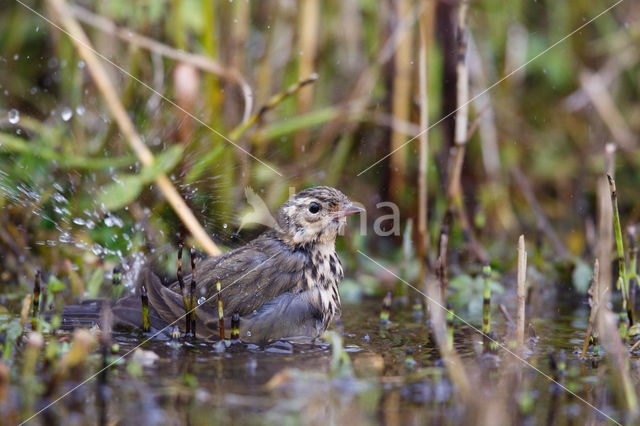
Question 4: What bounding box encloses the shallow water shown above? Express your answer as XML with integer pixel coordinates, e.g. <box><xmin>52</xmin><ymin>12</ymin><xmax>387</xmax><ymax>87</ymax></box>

<box><xmin>15</xmin><ymin>296</ymin><xmax>616</xmax><ymax>426</ymax></box>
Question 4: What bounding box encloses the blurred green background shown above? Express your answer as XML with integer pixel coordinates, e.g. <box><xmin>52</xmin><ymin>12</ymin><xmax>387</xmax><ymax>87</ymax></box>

<box><xmin>0</xmin><ymin>0</ymin><xmax>639</xmax><ymax>290</ymax></box>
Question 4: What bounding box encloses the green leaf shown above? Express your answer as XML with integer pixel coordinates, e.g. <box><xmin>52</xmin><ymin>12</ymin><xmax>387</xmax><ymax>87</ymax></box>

<box><xmin>572</xmin><ymin>260</ymin><xmax>592</xmax><ymax>294</ymax></box>
<box><xmin>86</xmin><ymin>267</ymin><xmax>104</xmax><ymax>298</ymax></box>
<box><xmin>98</xmin><ymin>146</ymin><xmax>183</xmax><ymax>211</ymax></box>
<box><xmin>47</xmin><ymin>276</ymin><xmax>67</xmax><ymax>293</ymax></box>
<box><xmin>97</xmin><ymin>175</ymin><xmax>144</xmax><ymax>211</ymax></box>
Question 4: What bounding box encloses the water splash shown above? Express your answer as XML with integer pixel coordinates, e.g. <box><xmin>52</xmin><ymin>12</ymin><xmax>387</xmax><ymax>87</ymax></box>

<box><xmin>8</xmin><ymin>109</ymin><xmax>20</xmax><ymax>124</ymax></box>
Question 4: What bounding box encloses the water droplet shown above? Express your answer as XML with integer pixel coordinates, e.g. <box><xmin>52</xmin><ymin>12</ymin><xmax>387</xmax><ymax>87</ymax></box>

<box><xmin>8</xmin><ymin>109</ymin><xmax>19</xmax><ymax>124</ymax></box>
<box><xmin>223</xmin><ymin>223</ymin><xmax>228</xmax><ymax>229</ymax></box>
<box><xmin>53</xmin><ymin>192</ymin><xmax>68</xmax><ymax>203</ymax></box>
<box><xmin>104</xmin><ymin>215</ymin><xmax>123</xmax><ymax>228</ymax></box>
<box><xmin>77</xmin><ymin>60</ymin><xmax>86</xmax><ymax>69</ymax></box>
<box><xmin>61</xmin><ymin>107</ymin><xmax>73</xmax><ymax>121</ymax></box>
<box><xmin>13</xmin><ymin>54</ymin><xmax>19</xmax><ymax>61</ymax></box>
<box><xmin>75</xmin><ymin>105</ymin><xmax>85</xmax><ymax>116</ymax></box>
<box><xmin>91</xmin><ymin>244</ymin><xmax>103</xmax><ymax>256</ymax></box>
<box><xmin>73</xmin><ymin>217</ymin><xmax>86</xmax><ymax>226</ymax></box>
<box><xmin>197</xmin><ymin>297</ymin><xmax>206</xmax><ymax>305</ymax></box>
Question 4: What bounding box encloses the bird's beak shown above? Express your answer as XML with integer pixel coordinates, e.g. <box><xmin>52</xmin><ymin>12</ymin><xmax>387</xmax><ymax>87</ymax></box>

<box><xmin>336</xmin><ymin>203</ymin><xmax>365</xmax><ymax>218</ymax></box>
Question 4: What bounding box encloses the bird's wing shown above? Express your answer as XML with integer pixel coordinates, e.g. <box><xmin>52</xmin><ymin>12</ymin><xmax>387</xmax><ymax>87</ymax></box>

<box><xmin>146</xmin><ymin>234</ymin><xmax>308</xmax><ymax>334</ymax></box>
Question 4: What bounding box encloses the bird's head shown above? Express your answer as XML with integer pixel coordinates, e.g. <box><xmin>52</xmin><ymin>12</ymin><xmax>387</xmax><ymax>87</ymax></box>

<box><xmin>275</xmin><ymin>186</ymin><xmax>364</xmax><ymax>246</ymax></box>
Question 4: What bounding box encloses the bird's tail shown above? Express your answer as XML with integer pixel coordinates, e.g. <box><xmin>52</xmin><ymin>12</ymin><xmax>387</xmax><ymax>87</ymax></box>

<box><xmin>58</xmin><ymin>268</ymin><xmax>170</xmax><ymax>333</ymax></box>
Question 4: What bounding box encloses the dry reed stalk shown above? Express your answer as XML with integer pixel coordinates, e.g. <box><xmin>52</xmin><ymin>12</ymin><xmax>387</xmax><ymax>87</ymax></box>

<box><xmin>425</xmin><ymin>276</ymin><xmax>471</xmax><ymax>400</ymax></box>
<box><xmin>581</xmin><ymin>259</ymin><xmax>600</xmax><ymax>358</ymax></box>
<box><xmin>445</xmin><ymin>0</ymin><xmax>470</xmax><ymax>205</ymax></box>
<box><xmin>47</xmin><ymin>0</ymin><xmax>222</xmax><ymax>257</ymax></box>
<box><xmin>511</xmin><ymin>165</ymin><xmax>569</xmax><ymax>259</ymax></box>
<box><xmin>294</xmin><ymin>0</ymin><xmax>320</xmax><ymax>158</ymax></box>
<box><xmin>310</xmin><ymin>2</ymin><xmax>421</xmax><ymax>162</ymax></box>
<box><xmin>417</xmin><ymin>0</ymin><xmax>436</xmax><ymax>293</ymax></box>
<box><xmin>389</xmin><ymin>0</ymin><xmax>413</xmax><ymax>202</ymax></box>
<box><xmin>516</xmin><ymin>235</ymin><xmax>527</xmax><ymax>349</ymax></box>
<box><xmin>579</xmin><ymin>71</ymin><xmax>636</xmax><ymax>150</ymax></box>
<box><xmin>596</xmin><ymin>145</ymin><xmax>616</xmax><ymax>303</ymax></box>
<box><xmin>228</xmin><ymin>0</ymin><xmax>251</xmax><ymax>191</ymax></box>
<box><xmin>597</xmin><ymin>309</ymin><xmax>639</xmax><ymax>414</ymax></box>
<box><xmin>468</xmin><ymin>35</ymin><xmax>516</xmax><ymax>231</ymax></box>
<box><xmin>564</xmin><ymin>47</ymin><xmax>639</xmax><ymax>111</ymax></box>
<box><xmin>441</xmin><ymin>0</ymin><xmax>487</xmax><ymax>262</ymax></box>
<box><xmin>594</xmin><ymin>146</ymin><xmax>638</xmax><ymax>414</ymax></box>
<box><xmin>68</xmin><ymin>4</ymin><xmax>253</xmax><ymax>123</ymax></box>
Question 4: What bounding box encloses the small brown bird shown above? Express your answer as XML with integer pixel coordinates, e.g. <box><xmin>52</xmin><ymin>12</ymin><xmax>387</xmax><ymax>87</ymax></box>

<box><xmin>64</xmin><ymin>186</ymin><xmax>364</xmax><ymax>343</ymax></box>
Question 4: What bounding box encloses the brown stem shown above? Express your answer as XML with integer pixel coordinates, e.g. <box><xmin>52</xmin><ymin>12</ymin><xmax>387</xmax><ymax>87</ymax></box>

<box><xmin>46</xmin><ymin>0</ymin><xmax>222</xmax><ymax>257</ymax></box>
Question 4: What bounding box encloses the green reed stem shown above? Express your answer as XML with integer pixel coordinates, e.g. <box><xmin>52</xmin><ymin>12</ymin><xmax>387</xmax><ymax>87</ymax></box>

<box><xmin>380</xmin><ymin>291</ymin><xmax>391</xmax><ymax>324</ymax></box>
<box><xmin>482</xmin><ymin>263</ymin><xmax>491</xmax><ymax>351</ymax></box>
<box><xmin>217</xmin><ymin>281</ymin><xmax>226</xmax><ymax>341</ymax></box>
<box><xmin>31</xmin><ymin>271</ymin><xmax>41</xmax><ymax>331</ymax></box>
<box><xmin>228</xmin><ymin>73</ymin><xmax>318</xmax><ymax>141</ymax></box>
<box><xmin>446</xmin><ymin>301</ymin><xmax>454</xmax><ymax>351</ymax></box>
<box><xmin>111</xmin><ymin>266</ymin><xmax>123</xmax><ymax>300</ymax></box>
<box><xmin>231</xmin><ymin>313</ymin><xmax>240</xmax><ymax>343</ymax></box>
<box><xmin>141</xmin><ymin>284</ymin><xmax>150</xmax><ymax>333</ymax></box>
<box><xmin>607</xmin><ymin>175</ymin><xmax>630</xmax><ymax>321</ymax></box>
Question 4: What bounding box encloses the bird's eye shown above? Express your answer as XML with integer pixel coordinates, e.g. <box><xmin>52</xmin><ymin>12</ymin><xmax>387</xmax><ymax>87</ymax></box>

<box><xmin>308</xmin><ymin>202</ymin><xmax>321</xmax><ymax>214</ymax></box>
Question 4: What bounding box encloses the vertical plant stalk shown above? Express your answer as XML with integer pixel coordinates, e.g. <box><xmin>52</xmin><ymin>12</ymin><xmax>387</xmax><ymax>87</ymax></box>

<box><xmin>516</xmin><ymin>235</ymin><xmax>527</xmax><ymax>349</ymax></box>
<box><xmin>31</xmin><ymin>271</ymin><xmax>41</xmax><ymax>331</ymax></box>
<box><xmin>294</xmin><ymin>0</ymin><xmax>320</xmax><ymax>158</ymax></box>
<box><xmin>417</xmin><ymin>0</ymin><xmax>436</xmax><ymax>294</ymax></box>
<box><xmin>46</xmin><ymin>0</ymin><xmax>222</xmax><ymax>257</ymax></box>
<box><xmin>607</xmin><ymin>174</ymin><xmax>630</xmax><ymax>322</ymax></box>
<box><xmin>389</xmin><ymin>0</ymin><xmax>413</xmax><ymax>202</ymax></box>
<box><xmin>217</xmin><ymin>281</ymin><xmax>226</xmax><ymax>341</ymax></box>
<box><xmin>176</xmin><ymin>243</ymin><xmax>191</xmax><ymax>335</ymax></box>
<box><xmin>436</xmin><ymin>211</ymin><xmax>451</xmax><ymax>302</ymax></box>
<box><xmin>446</xmin><ymin>302</ymin><xmax>454</xmax><ymax>351</ymax></box>
<box><xmin>97</xmin><ymin>306</ymin><xmax>112</xmax><ymax>426</ymax></box>
<box><xmin>395</xmin><ymin>219</ymin><xmax>413</xmax><ymax>302</ymax></box>
<box><xmin>21</xmin><ymin>332</ymin><xmax>44</xmax><ymax>419</ymax></box>
<box><xmin>189</xmin><ymin>248</ymin><xmax>197</xmax><ymax>337</ymax></box>
<box><xmin>628</xmin><ymin>226</ymin><xmax>638</xmax><ymax>323</ymax></box>
<box><xmin>111</xmin><ymin>266</ymin><xmax>123</xmax><ymax>300</ymax></box>
<box><xmin>581</xmin><ymin>259</ymin><xmax>600</xmax><ymax>358</ymax></box>
<box><xmin>380</xmin><ymin>291</ymin><xmax>392</xmax><ymax>324</ymax></box>
<box><xmin>231</xmin><ymin>313</ymin><xmax>240</xmax><ymax>343</ymax></box>
<box><xmin>482</xmin><ymin>263</ymin><xmax>491</xmax><ymax>351</ymax></box>
<box><xmin>445</xmin><ymin>0</ymin><xmax>472</xmax><ymax>240</ymax></box>
<box><xmin>596</xmin><ymin>167</ymin><xmax>638</xmax><ymax>414</ymax></box>
<box><xmin>425</xmin><ymin>277</ymin><xmax>470</xmax><ymax>399</ymax></box>
<box><xmin>140</xmin><ymin>284</ymin><xmax>150</xmax><ymax>333</ymax></box>
<box><xmin>68</xmin><ymin>4</ymin><xmax>253</xmax><ymax>122</ymax></box>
